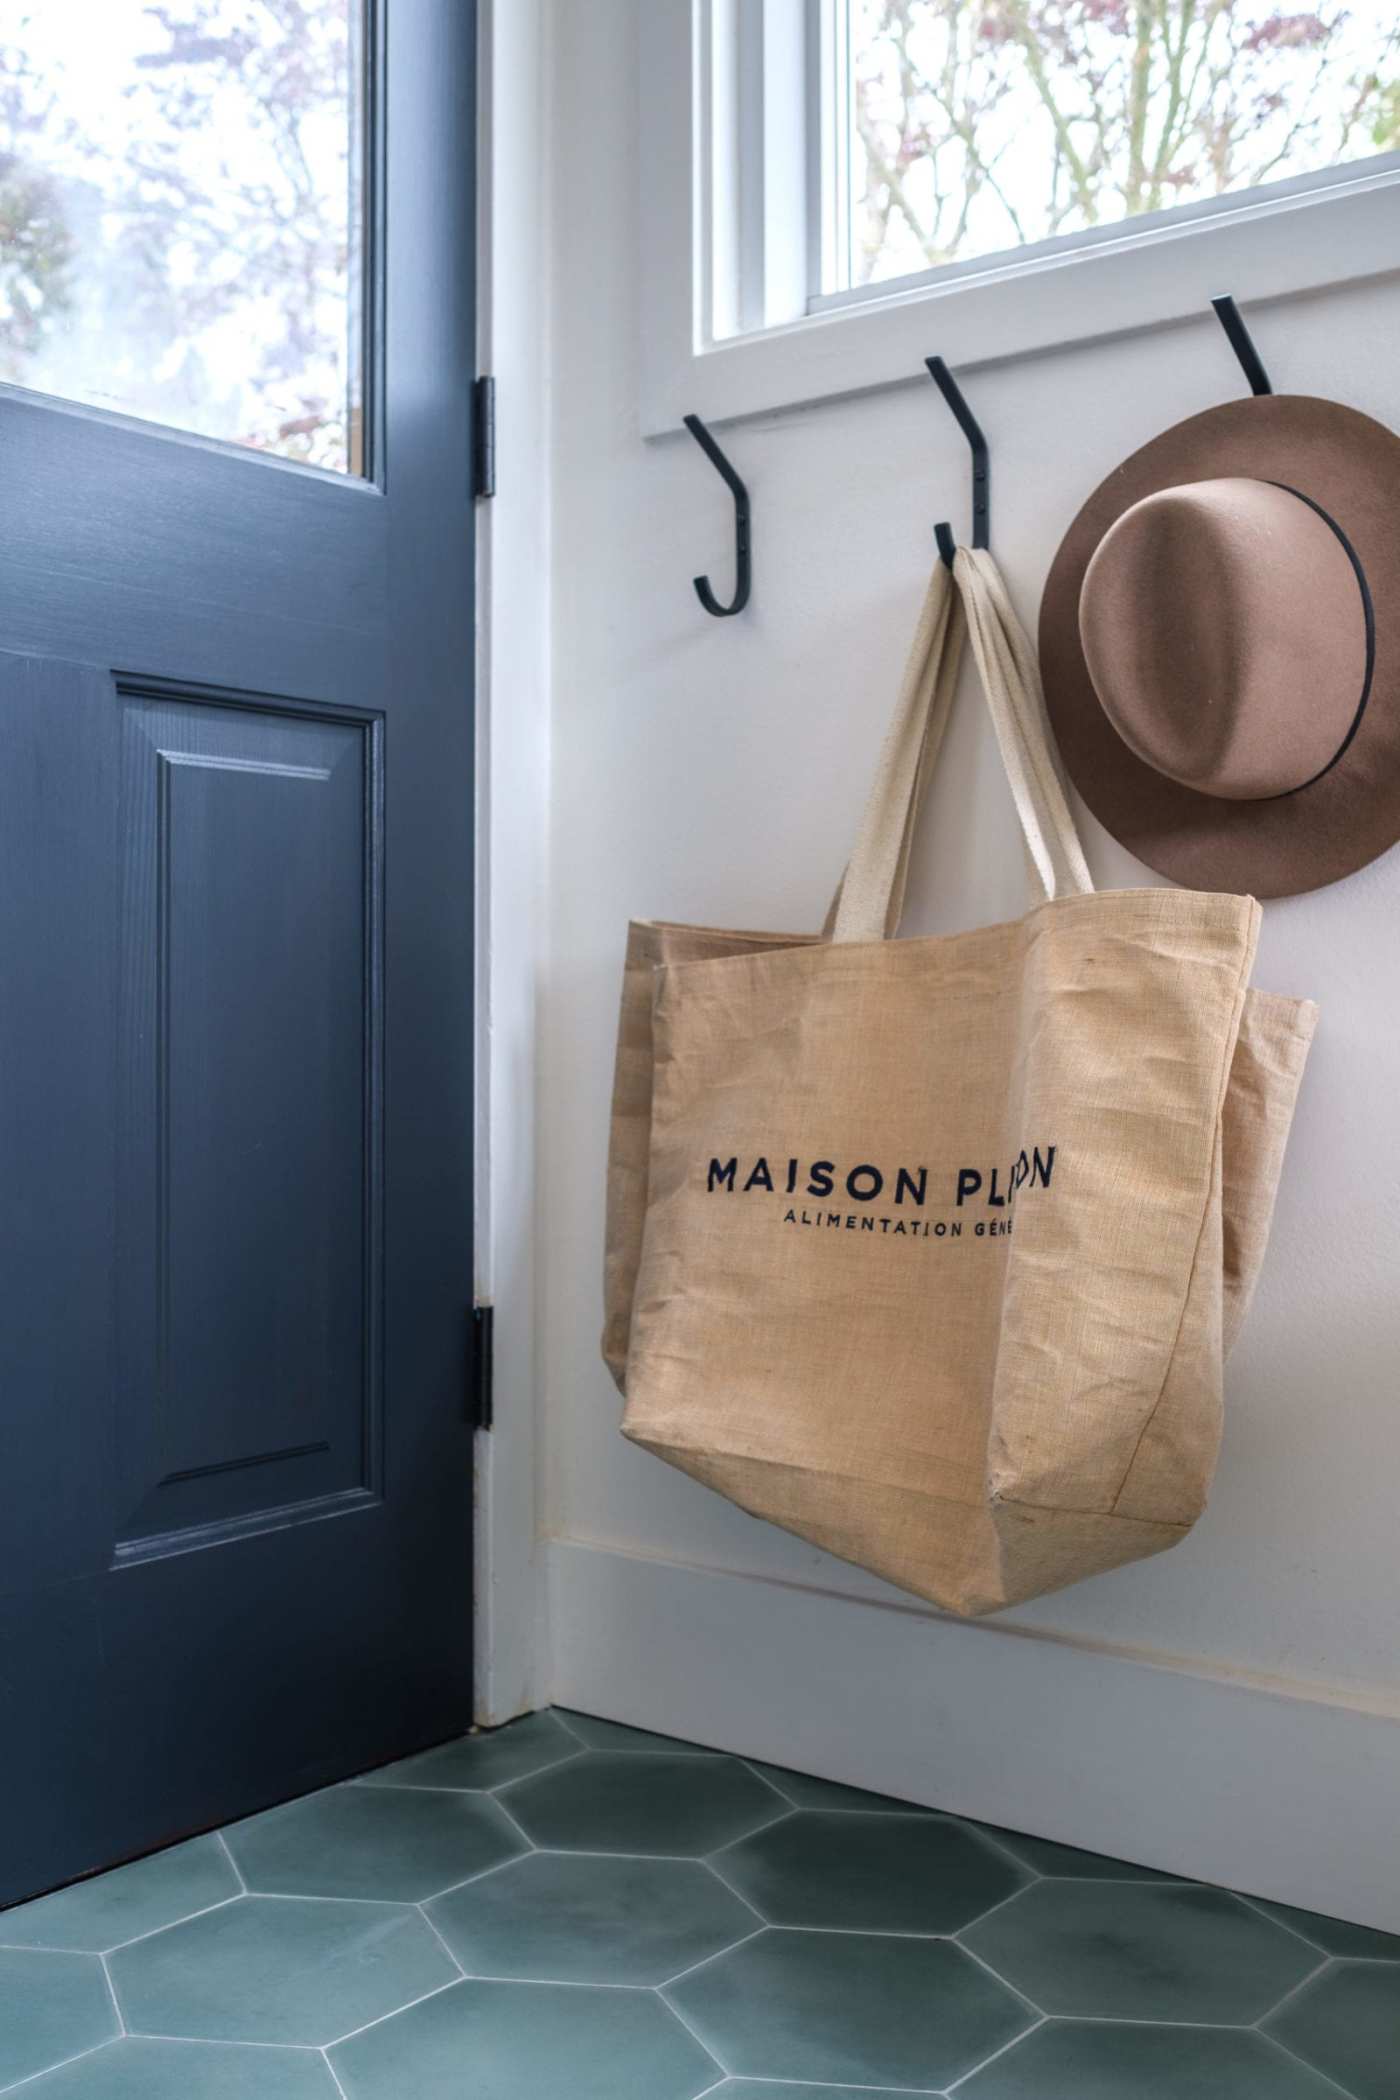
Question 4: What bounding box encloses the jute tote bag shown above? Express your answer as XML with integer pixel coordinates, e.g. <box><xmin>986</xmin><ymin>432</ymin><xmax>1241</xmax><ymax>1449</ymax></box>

<box><xmin>603</xmin><ymin>549</ymin><xmax>1316</xmax><ymax>1616</ymax></box>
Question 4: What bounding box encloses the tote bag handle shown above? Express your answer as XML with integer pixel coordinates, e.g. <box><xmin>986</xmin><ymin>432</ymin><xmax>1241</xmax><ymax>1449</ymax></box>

<box><xmin>829</xmin><ymin>549</ymin><xmax>1092</xmax><ymax>945</ymax></box>
<box><xmin>954</xmin><ymin>545</ymin><xmax>1094</xmax><ymax>909</ymax></box>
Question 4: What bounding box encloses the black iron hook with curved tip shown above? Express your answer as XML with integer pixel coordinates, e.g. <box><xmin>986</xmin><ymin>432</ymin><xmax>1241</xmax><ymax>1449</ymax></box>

<box><xmin>1211</xmin><ymin>294</ymin><xmax>1273</xmax><ymax>397</ymax></box>
<box><xmin>925</xmin><ymin>356</ymin><xmax>989</xmax><ymax>568</ymax></box>
<box><xmin>683</xmin><ymin>412</ymin><xmax>751</xmax><ymax>616</ymax></box>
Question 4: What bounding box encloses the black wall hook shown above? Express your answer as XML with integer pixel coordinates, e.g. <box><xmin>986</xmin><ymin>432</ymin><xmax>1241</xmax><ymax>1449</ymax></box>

<box><xmin>1211</xmin><ymin>294</ymin><xmax>1273</xmax><ymax>397</ymax></box>
<box><xmin>925</xmin><ymin>356</ymin><xmax>989</xmax><ymax>567</ymax></box>
<box><xmin>683</xmin><ymin>412</ymin><xmax>751</xmax><ymax>616</ymax></box>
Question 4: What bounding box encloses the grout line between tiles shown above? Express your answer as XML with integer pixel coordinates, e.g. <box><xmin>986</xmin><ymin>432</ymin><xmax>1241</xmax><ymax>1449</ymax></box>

<box><xmin>1316</xmin><ymin>1953</ymin><xmax>1400</xmax><ymax>1965</ymax></box>
<box><xmin>735</xmin><ymin>1760</ymin><xmax>921</xmax><ymax>1820</ymax></box>
<box><xmin>1000</xmin><ymin>1870</ymin><xmax>1192</xmax><ymax>1885</ymax></box>
<box><xmin>418</xmin><ymin>1850</ymin><xmax>534</xmax><ymax>1906</ymax></box>
<box><xmin>115</xmin><ymin>2036</ymin><xmax>350</xmax><ymax>2079</ymax></box>
<box><xmin>506</xmin><ymin>1843</ymin><xmax>751</xmax><ymax>1867</ymax></box>
<box><xmin>1232</xmin><ymin>1893</ymin><xmax>1400</xmax><ymax>1963</ymax></box>
<box><xmin>324</xmin><ymin>1975</ymin><xmax>464</xmax><ymax>2051</ymax></box>
<box><xmin>486</xmin><ymin>1793</ymin><xmax>539</xmax><ymax>1852</ymax></box>
<box><xmin>125</xmin><ymin>2030</ymin><xmax>341</xmax><ymax>2048</ymax></box>
<box><xmin>1251</xmin><ymin>2022</ymin><xmax>1365</xmax><ymax>2099</ymax></box>
<box><xmin>948</xmin><ymin>1935</ymin><xmax>1045</xmax><ymax>2019</ymax></box>
<box><xmin>1247</xmin><ymin>1953</ymin><xmax>1333</xmax><ymax>2025</ymax></box>
<box><xmin>1046</xmin><ymin>2009</ymin><xmax>1325</xmax><ymax>2032</ymax></box>
<box><xmin>0</xmin><ymin>1940</ymin><xmax>101</xmax><ymax>1956</ymax></box>
<box><xmin>102</xmin><ymin>1891</ymin><xmax>248</xmax><ymax>1954</ymax></box>
<box><xmin>1234</xmin><ymin>1891</ymin><xmax>1328</xmax><ymax>1947</ymax></box>
<box><xmin>705</xmin><ymin>1921</ymin><xmax>983</xmax><ymax>1945</ymax></box>
<box><xmin>738</xmin><ymin>1758</ymin><xmax>801</xmax><ymax>1806</ymax></box>
<box><xmin>97</xmin><ymin>1950</ymin><xmax>125</xmax><ymax>2037</ymax></box>
<box><xmin>944</xmin><ymin>2010</ymin><xmax>1047</xmax><ymax>2093</ymax></box>
<box><xmin>331</xmin><ymin>1778</ymin><xmax>534</xmax><ymax>1801</ymax></box>
<box><xmin>652</xmin><ymin>1981</ymin><xmax>729</xmax><ymax>2079</ymax></box>
<box><xmin>229</xmin><ymin>1891</ymin><xmax>424</xmax><ymax>1909</ymax></box>
<box><xmin>215</xmin><ymin>1831</ymin><xmax>248</xmax><ymax>1892</ymax></box>
<box><xmin>459</xmin><ymin>1971</ymin><xmax>657</xmax><ymax>1991</ymax></box>
<box><xmin>656</xmin><ymin>1926</ymin><xmax>774</xmax><ymax>2003</ymax></box>
<box><xmin>952</xmin><ymin>1824</ymin><xmax>1047</xmax><ymax>1878</ymax></box>
<box><xmin>704</xmin><ymin>1806</ymin><xmax>799</xmax><ymax>1860</ymax></box>
<box><xmin>707</xmin><ymin>2074</ymin><xmax>947</xmax><ymax>2094</ymax></box>
<box><xmin>414</xmin><ymin>1902</ymin><xmax>467</xmax><ymax>1979</ymax></box>
<box><xmin>659</xmin><ymin>1923</ymin><xmax>769</xmax><ymax>1990</ymax></box>
<box><xmin>483</xmin><ymin>1748</ymin><xmax>587</xmax><ymax>1792</ymax></box>
<box><xmin>699</xmin><ymin>1854</ymin><xmax>768</xmax><ymax>1921</ymax></box>
<box><xmin>321</xmin><ymin>2046</ymin><xmax>351</xmax><ymax>2098</ymax></box>
<box><xmin>1310</xmin><ymin>1953</ymin><xmax>1400</xmax><ymax>1965</ymax></box>
<box><xmin>0</xmin><ymin>2039</ymin><xmax>121</xmax><ymax>2097</ymax></box>
<box><xmin>743</xmin><ymin>1776</ymin><xmax>793</xmax><ymax>1813</ymax></box>
<box><xmin>351</xmin><ymin>1745</ymin><xmax>588</xmax><ymax>1794</ymax></box>
<box><xmin>951</xmin><ymin>1879</ymin><xmax>1039</xmax><ymax>1941</ymax></box>
<box><xmin>549</xmin><ymin>1717</ymin><xmax>725</xmax><ymax>1760</ymax></box>
<box><xmin>562</xmin><ymin>1740</ymin><xmax>728</xmax><ymax>1760</ymax></box>
<box><xmin>1044</xmin><ymin>2012</ymin><xmax>1215</xmax><ymax>2031</ymax></box>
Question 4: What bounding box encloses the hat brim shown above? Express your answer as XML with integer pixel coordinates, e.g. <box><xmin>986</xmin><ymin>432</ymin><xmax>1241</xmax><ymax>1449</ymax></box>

<box><xmin>1039</xmin><ymin>394</ymin><xmax>1400</xmax><ymax>899</ymax></box>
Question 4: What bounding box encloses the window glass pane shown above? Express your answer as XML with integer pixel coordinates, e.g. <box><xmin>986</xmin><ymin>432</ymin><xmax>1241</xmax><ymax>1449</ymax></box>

<box><xmin>845</xmin><ymin>0</ymin><xmax>1400</xmax><ymax>291</ymax></box>
<box><xmin>0</xmin><ymin>1</ymin><xmax>365</xmax><ymax>474</ymax></box>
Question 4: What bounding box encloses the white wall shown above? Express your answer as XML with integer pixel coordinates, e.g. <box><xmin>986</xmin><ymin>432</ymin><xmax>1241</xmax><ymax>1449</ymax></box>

<box><xmin>531</xmin><ymin>0</ymin><xmax>1400</xmax><ymax>1926</ymax></box>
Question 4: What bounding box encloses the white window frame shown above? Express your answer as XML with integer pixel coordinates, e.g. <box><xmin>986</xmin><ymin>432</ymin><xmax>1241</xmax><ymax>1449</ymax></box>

<box><xmin>639</xmin><ymin>0</ymin><xmax>1400</xmax><ymax>439</ymax></box>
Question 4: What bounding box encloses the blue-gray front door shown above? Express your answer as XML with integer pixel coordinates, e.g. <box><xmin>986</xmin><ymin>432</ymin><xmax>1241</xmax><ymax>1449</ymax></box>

<box><xmin>0</xmin><ymin>0</ymin><xmax>477</xmax><ymax>1906</ymax></box>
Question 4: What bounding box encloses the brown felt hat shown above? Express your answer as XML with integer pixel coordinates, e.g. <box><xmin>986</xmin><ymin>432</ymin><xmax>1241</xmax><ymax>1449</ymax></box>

<box><xmin>1040</xmin><ymin>394</ymin><xmax>1400</xmax><ymax>898</ymax></box>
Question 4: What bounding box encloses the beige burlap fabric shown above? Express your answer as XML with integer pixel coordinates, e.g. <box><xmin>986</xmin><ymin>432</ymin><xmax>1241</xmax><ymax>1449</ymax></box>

<box><xmin>603</xmin><ymin>551</ymin><xmax>1316</xmax><ymax>1616</ymax></box>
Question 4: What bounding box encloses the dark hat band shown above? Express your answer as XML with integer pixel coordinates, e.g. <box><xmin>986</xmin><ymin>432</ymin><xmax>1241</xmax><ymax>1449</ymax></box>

<box><xmin>1265</xmin><ymin>482</ymin><xmax>1376</xmax><ymax>799</ymax></box>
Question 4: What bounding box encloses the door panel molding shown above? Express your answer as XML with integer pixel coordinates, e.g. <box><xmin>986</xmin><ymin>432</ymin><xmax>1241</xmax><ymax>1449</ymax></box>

<box><xmin>113</xmin><ymin>688</ymin><xmax>386</xmax><ymax>1565</ymax></box>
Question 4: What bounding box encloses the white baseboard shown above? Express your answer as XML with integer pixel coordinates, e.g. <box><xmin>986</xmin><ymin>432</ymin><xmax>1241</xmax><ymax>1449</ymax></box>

<box><xmin>545</xmin><ymin>1536</ymin><xmax>1400</xmax><ymax>1934</ymax></box>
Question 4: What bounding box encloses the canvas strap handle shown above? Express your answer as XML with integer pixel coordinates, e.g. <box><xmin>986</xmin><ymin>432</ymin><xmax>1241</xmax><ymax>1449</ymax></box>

<box><xmin>825</xmin><ymin>559</ymin><xmax>964</xmax><ymax>943</ymax></box>
<box><xmin>954</xmin><ymin>546</ymin><xmax>1094</xmax><ymax>908</ymax></box>
<box><xmin>829</xmin><ymin>548</ymin><xmax>1092</xmax><ymax>945</ymax></box>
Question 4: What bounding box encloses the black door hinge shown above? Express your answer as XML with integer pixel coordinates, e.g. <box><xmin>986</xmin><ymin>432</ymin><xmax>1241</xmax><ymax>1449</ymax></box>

<box><xmin>472</xmin><ymin>376</ymin><xmax>496</xmax><ymax>500</ymax></box>
<box><xmin>470</xmin><ymin>1304</ymin><xmax>494</xmax><ymax>1430</ymax></box>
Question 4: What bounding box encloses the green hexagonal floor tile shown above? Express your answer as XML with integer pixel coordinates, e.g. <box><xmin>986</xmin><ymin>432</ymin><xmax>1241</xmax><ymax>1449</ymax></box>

<box><xmin>667</xmin><ymin>1926</ymin><xmax>1031</xmax><ymax>2088</ymax></box>
<box><xmin>108</xmin><ymin>1894</ymin><xmax>456</xmax><ymax>2046</ymax></box>
<box><xmin>0</xmin><ymin>1836</ymin><xmax>239</xmax><ymax>1953</ymax></box>
<box><xmin>962</xmin><ymin>1881</ymin><xmax>1321</xmax><ymax>2022</ymax></box>
<box><xmin>223</xmin><ymin>1781</ymin><xmax>525</xmax><ymax>1900</ymax></box>
<box><xmin>358</xmin><ymin>1710</ymin><xmax>580</xmax><ymax>1792</ymax></box>
<box><xmin>714</xmin><ymin>1809</ymin><xmax>1024</xmax><ymax>1933</ymax></box>
<box><xmin>500</xmin><ymin>1752</ymin><xmax>782</xmax><ymax>1856</ymax></box>
<box><xmin>17</xmin><ymin>2037</ymin><xmax>342</xmax><ymax>2098</ymax></box>
<box><xmin>1264</xmin><ymin>1960</ymin><xmax>1400</xmax><ymax>2100</ymax></box>
<box><xmin>328</xmin><ymin>1976</ymin><xmax>718</xmax><ymax>2099</ymax></box>
<box><xmin>0</xmin><ymin>1948</ymin><xmax>118</xmax><ymax>2089</ymax></box>
<box><xmin>956</xmin><ymin>2019</ymin><xmax>1353</xmax><ymax>2097</ymax></box>
<box><xmin>426</xmin><ymin>1850</ymin><xmax>754</xmax><ymax>1985</ymax></box>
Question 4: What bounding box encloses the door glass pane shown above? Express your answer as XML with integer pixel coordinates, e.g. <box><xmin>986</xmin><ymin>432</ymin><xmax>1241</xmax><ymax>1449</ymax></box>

<box><xmin>0</xmin><ymin>1</ymin><xmax>366</xmax><ymax>474</ymax></box>
<box><xmin>842</xmin><ymin>0</ymin><xmax>1400</xmax><ymax>293</ymax></box>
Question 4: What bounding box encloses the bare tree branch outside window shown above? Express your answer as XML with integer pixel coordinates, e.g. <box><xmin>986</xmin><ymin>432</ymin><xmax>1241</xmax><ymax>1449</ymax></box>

<box><xmin>849</xmin><ymin>0</ymin><xmax>1400</xmax><ymax>287</ymax></box>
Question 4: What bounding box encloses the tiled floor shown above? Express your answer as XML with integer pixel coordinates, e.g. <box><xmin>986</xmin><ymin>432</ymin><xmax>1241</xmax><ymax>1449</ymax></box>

<box><xmin>1</xmin><ymin>1708</ymin><xmax>1396</xmax><ymax>2098</ymax></box>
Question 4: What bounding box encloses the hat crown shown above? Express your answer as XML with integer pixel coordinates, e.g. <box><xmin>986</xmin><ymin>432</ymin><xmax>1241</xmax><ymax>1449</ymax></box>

<box><xmin>1078</xmin><ymin>477</ymin><xmax>1368</xmax><ymax>802</ymax></box>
